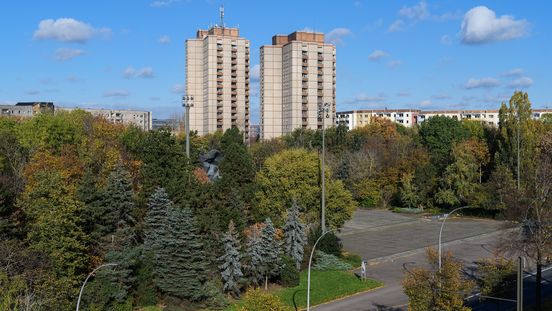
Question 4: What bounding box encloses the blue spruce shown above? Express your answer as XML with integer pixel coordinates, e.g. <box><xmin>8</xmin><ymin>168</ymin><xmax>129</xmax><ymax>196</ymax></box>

<box><xmin>283</xmin><ymin>200</ymin><xmax>307</xmax><ymax>270</ymax></box>
<box><xmin>218</xmin><ymin>220</ymin><xmax>244</xmax><ymax>297</ymax></box>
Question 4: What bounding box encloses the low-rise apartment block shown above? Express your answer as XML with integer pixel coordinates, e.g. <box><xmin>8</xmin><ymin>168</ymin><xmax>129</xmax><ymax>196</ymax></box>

<box><xmin>0</xmin><ymin>102</ymin><xmax>152</xmax><ymax>130</ymax></box>
<box><xmin>0</xmin><ymin>102</ymin><xmax>54</xmax><ymax>117</ymax></box>
<box><xmin>337</xmin><ymin>108</ymin><xmax>552</xmax><ymax>130</ymax></box>
<box><xmin>336</xmin><ymin>109</ymin><xmax>419</xmax><ymax>130</ymax></box>
<box><xmin>58</xmin><ymin>107</ymin><xmax>152</xmax><ymax>130</ymax></box>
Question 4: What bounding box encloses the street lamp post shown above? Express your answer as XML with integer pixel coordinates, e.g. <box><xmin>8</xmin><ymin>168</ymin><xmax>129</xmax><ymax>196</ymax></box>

<box><xmin>76</xmin><ymin>263</ymin><xmax>118</xmax><ymax>311</ymax></box>
<box><xmin>307</xmin><ymin>229</ymin><xmax>333</xmax><ymax>311</ymax></box>
<box><xmin>318</xmin><ymin>102</ymin><xmax>330</xmax><ymax>234</ymax></box>
<box><xmin>438</xmin><ymin>206</ymin><xmax>469</xmax><ymax>272</ymax></box>
<box><xmin>182</xmin><ymin>95</ymin><xmax>194</xmax><ymax>158</ymax></box>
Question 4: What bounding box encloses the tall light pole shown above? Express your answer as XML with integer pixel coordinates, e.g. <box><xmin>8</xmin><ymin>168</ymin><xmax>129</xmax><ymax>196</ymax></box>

<box><xmin>182</xmin><ymin>95</ymin><xmax>194</xmax><ymax>158</ymax></box>
<box><xmin>307</xmin><ymin>229</ymin><xmax>333</xmax><ymax>311</ymax></box>
<box><xmin>318</xmin><ymin>102</ymin><xmax>330</xmax><ymax>234</ymax></box>
<box><xmin>76</xmin><ymin>263</ymin><xmax>118</xmax><ymax>311</ymax></box>
<box><xmin>438</xmin><ymin>206</ymin><xmax>468</xmax><ymax>272</ymax></box>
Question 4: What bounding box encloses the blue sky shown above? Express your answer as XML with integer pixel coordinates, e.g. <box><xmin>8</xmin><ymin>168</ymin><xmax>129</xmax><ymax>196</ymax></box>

<box><xmin>1</xmin><ymin>0</ymin><xmax>550</xmax><ymax>121</ymax></box>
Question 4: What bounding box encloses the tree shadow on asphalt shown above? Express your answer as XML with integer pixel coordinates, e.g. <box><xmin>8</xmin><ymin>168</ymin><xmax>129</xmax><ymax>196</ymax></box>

<box><xmin>373</xmin><ymin>303</ymin><xmax>405</xmax><ymax>311</ymax></box>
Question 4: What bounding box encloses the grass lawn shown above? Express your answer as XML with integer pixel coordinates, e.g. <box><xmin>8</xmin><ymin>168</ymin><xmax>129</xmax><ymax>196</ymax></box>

<box><xmin>277</xmin><ymin>270</ymin><xmax>382</xmax><ymax>309</ymax></box>
<box><xmin>341</xmin><ymin>252</ymin><xmax>362</xmax><ymax>268</ymax></box>
<box><xmin>227</xmin><ymin>270</ymin><xmax>382</xmax><ymax>310</ymax></box>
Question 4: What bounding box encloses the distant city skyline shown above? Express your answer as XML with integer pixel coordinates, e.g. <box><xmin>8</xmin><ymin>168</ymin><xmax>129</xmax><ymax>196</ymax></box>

<box><xmin>1</xmin><ymin>0</ymin><xmax>550</xmax><ymax>122</ymax></box>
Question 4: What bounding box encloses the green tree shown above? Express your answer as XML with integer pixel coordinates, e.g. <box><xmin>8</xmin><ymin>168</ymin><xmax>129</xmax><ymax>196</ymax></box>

<box><xmin>219</xmin><ymin>127</ymin><xmax>255</xmax><ymax>186</ymax></box>
<box><xmin>435</xmin><ymin>139</ymin><xmax>490</xmax><ymax>207</ymax></box>
<box><xmin>138</xmin><ymin>129</ymin><xmax>191</xmax><ymax>202</ymax></box>
<box><xmin>283</xmin><ymin>200</ymin><xmax>307</xmax><ymax>270</ymax></box>
<box><xmin>254</xmin><ymin>148</ymin><xmax>356</xmax><ymax>228</ymax></box>
<box><xmin>144</xmin><ymin>188</ymin><xmax>208</xmax><ymax>300</ymax></box>
<box><xmin>403</xmin><ymin>248</ymin><xmax>473</xmax><ymax>311</ymax></box>
<box><xmin>245</xmin><ymin>227</ymin><xmax>263</xmax><ymax>288</ymax></box>
<box><xmin>482</xmin><ymin>164</ymin><xmax>516</xmax><ymax>212</ymax></box>
<box><xmin>19</xmin><ymin>170</ymin><xmax>88</xmax><ymax>309</ymax></box>
<box><xmin>219</xmin><ymin>220</ymin><xmax>244</xmax><ymax>297</ymax></box>
<box><xmin>103</xmin><ymin>165</ymin><xmax>136</xmax><ymax>234</ymax></box>
<box><xmin>77</xmin><ymin>168</ymin><xmax>108</xmax><ymax>241</ymax></box>
<box><xmin>419</xmin><ymin>115</ymin><xmax>470</xmax><ymax>166</ymax></box>
<box><xmin>498</xmin><ymin>91</ymin><xmax>542</xmax><ymax>188</ymax></box>
<box><xmin>399</xmin><ymin>172</ymin><xmax>419</xmax><ymax>209</ymax></box>
<box><xmin>259</xmin><ymin>218</ymin><xmax>283</xmax><ymax>289</ymax></box>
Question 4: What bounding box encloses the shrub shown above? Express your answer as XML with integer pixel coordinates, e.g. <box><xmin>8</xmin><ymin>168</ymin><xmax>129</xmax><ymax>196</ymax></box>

<box><xmin>313</xmin><ymin>251</ymin><xmax>352</xmax><ymax>271</ymax></box>
<box><xmin>308</xmin><ymin>227</ymin><xmax>342</xmax><ymax>257</ymax></box>
<box><xmin>279</xmin><ymin>256</ymin><xmax>300</xmax><ymax>287</ymax></box>
<box><xmin>237</xmin><ymin>288</ymin><xmax>290</xmax><ymax>311</ymax></box>
<box><xmin>476</xmin><ymin>258</ymin><xmax>516</xmax><ymax>298</ymax></box>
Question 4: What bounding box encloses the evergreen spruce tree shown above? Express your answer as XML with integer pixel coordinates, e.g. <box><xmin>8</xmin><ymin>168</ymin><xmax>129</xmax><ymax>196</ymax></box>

<box><xmin>77</xmin><ymin>168</ymin><xmax>109</xmax><ymax>241</ymax></box>
<box><xmin>143</xmin><ymin>187</ymin><xmax>171</xmax><ymax>248</ymax></box>
<box><xmin>158</xmin><ymin>207</ymin><xmax>208</xmax><ymax>300</ymax></box>
<box><xmin>245</xmin><ymin>227</ymin><xmax>263</xmax><ymax>287</ymax></box>
<box><xmin>259</xmin><ymin>218</ymin><xmax>283</xmax><ymax>289</ymax></box>
<box><xmin>218</xmin><ymin>220</ymin><xmax>244</xmax><ymax>297</ymax></box>
<box><xmin>283</xmin><ymin>200</ymin><xmax>307</xmax><ymax>270</ymax></box>
<box><xmin>144</xmin><ymin>190</ymin><xmax>208</xmax><ymax>300</ymax></box>
<box><xmin>103</xmin><ymin>165</ymin><xmax>136</xmax><ymax>234</ymax></box>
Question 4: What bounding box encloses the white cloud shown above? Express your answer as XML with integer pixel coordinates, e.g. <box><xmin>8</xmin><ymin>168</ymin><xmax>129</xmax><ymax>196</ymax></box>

<box><xmin>150</xmin><ymin>0</ymin><xmax>181</xmax><ymax>7</ymax></box>
<box><xmin>464</xmin><ymin>77</ymin><xmax>501</xmax><ymax>89</ymax></box>
<box><xmin>136</xmin><ymin>67</ymin><xmax>155</xmax><ymax>78</ymax></box>
<box><xmin>502</xmin><ymin>68</ymin><xmax>524</xmax><ymax>77</ymax></box>
<box><xmin>55</xmin><ymin>48</ymin><xmax>85</xmax><ymax>61</ymax></box>
<box><xmin>123</xmin><ymin>67</ymin><xmax>136</xmax><ymax>79</ymax></box>
<box><xmin>508</xmin><ymin>77</ymin><xmax>533</xmax><ymax>89</ymax></box>
<box><xmin>461</xmin><ymin>6</ymin><xmax>529</xmax><ymax>44</ymax></box>
<box><xmin>368</xmin><ymin>49</ymin><xmax>387</xmax><ymax>61</ymax></box>
<box><xmin>171</xmin><ymin>83</ymin><xmax>185</xmax><ymax>94</ymax></box>
<box><xmin>122</xmin><ymin>66</ymin><xmax>155</xmax><ymax>79</ymax></box>
<box><xmin>388</xmin><ymin>60</ymin><xmax>403</xmax><ymax>68</ymax></box>
<box><xmin>33</xmin><ymin>18</ymin><xmax>111</xmax><ymax>43</ymax></box>
<box><xmin>399</xmin><ymin>1</ymin><xmax>429</xmax><ymax>21</ymax></box>
<box><xmin>343</xmin><ymin>93</ymin><xmax>386</xmax><ymax>106</ymax></box>
<box><xmin>159</xmin><ymin>35</ymin><xmax>171</xmax><ymax>44</ymax></box>
<box><xmin>388</xmin><ymin>20</ymin><xmax>405</xmax><ymax>32</ymax></box>
<box><xmin>396</xmin><ymin>91</ymin><xmax>410</xmax><ymax>97</ymax></box>
<box><xmin>440</xmin><ymin>35</ymin><xmax>452</xmax><ymax>45</ymax></box>
<box><xmin>250</xmin><ymin>64</ymin><xmax>260</xmax><ymax>82</ymax></box>
<box><xmin>325</xmin><ymin>28</ymin><xmax>352</xmax><ymax>45</ymax></box>
<box><xmin>103</xmin><ymin>90</ymin><xmax>130</xmax><ymax>97</ymax></box>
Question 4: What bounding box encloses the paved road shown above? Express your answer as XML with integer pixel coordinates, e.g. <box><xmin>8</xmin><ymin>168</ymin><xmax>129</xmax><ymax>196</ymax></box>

<box><xmin>314</xmin><ymin>209</ymin><xmax>505</xmax><ymax>311</ymax></box>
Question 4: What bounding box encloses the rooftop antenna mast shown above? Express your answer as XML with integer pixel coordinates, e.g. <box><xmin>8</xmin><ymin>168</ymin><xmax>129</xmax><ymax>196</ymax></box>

<box><xmin>220</xmin><ymin>5</ymin><xmax>225</xmax><ymax>28</ymax></box>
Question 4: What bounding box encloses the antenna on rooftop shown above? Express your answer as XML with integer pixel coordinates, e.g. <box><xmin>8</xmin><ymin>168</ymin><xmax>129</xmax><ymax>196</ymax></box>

<box><xmin>220</xmin><ymin>5</ymin><xmax>225</xmax><ymax>28</ymax></box>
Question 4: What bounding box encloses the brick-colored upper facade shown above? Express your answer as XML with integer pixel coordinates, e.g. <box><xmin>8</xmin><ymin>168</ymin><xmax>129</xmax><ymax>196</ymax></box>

<box><xmin>271</xmin><ymin>31</ymin><xmax>325</xmax><ymax>45</ymax></box>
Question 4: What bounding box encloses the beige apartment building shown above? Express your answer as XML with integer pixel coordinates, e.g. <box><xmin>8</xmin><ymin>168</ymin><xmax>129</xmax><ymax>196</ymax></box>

<box><xmin>260</xmin><ymin>31</ymin><xmax>336</xmax><ymax>140</ymax></box>
<box><xmin>336</xmin><ymin>109</ymin><xmax>419</xmax><ymax>130</ymax></box>
<box><xmin>185</xmin><ymin>26</ymin><xmax>250</xmax><ymax>138</ymax></box>
<box><xmin>0</xmin><ymin>102</ymin><xmax>152</xmax><ymax>130</ymax></box>
<box><xmin>57</xmin><ymin>107</ymin><xmax>152</xmax><ymax>130</ymax></box>
<box><xmin>335</xmin><ymin>108</ymin><xmax>552</xmax><ymax>130</ymax></box>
